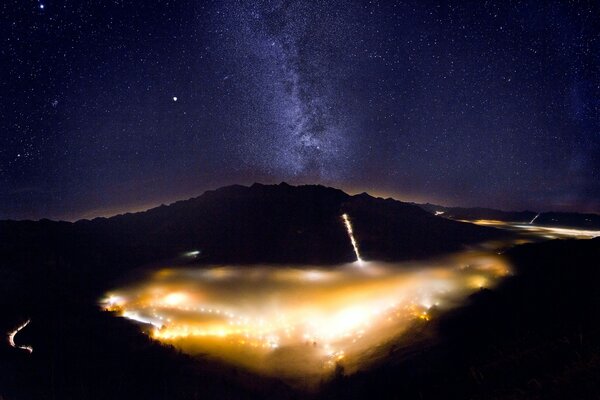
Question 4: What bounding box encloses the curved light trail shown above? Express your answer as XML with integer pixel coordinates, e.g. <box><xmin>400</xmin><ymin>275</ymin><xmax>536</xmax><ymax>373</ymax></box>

<box><xmin>8</xmin><ymin>319</ymin><xmax>33</xmax><ymax>354</ymax></box>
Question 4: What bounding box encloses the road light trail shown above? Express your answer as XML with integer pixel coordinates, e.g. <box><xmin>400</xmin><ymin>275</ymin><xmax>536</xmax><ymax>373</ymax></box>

<box><xmin>342</xmin><ymin>213</ymin><xmax>363</xmax><ymax>264</ymax></box>
<box><xmin>8</xmin><ymin>319</ymin><xmax>33</xmax><ymax>354</ymax></box>
<box><xmin>529</xmin><ymin>213</ymin><xmax>540</xmax><ymax>224</ymax></box>
<box><xmin>468</xmin><ymin>219</ymin><xmax>600</xmax><ymax>239</ymax></box>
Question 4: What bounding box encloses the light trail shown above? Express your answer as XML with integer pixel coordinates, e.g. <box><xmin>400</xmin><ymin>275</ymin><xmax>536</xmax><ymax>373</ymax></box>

<box><xmin>512</xmin><ymin>224</ymin><xmax>600</xmax><ymax>239</ymax></box>
<box><xmin>529</xmin><ymin>213</ymin><xmax>540</xmax><ymax>224</ymax></box>
<box><xmin>467</xmin><ymin>219</ymin><xmax>600</xmax><ymax>239</ymax></box>
<box><xmin>7</xmin><ymin>319</ymin><xmax>33</xmax><ymax>354</ymax></box>
<box><xmin>342</xmin><ymin>213</ymin><xmax>363</xmax><ymax>264</ymax></box>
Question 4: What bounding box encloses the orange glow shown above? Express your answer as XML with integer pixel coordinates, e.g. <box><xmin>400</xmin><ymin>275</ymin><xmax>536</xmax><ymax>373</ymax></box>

<box><xmin>101</xmin><ymin>251</ymin><xmax>511</xmax><ymax>379</ymax></box>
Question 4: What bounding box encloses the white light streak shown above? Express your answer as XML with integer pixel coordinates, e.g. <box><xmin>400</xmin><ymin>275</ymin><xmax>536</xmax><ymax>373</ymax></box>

<box><xmin>7</xmin><ymin>319</ymin><xmax>33</xmax><ymax>354</ymax></box>
<box><xmin>122</xmin><ymin>311</ymin><xmax>163</xmax><ymax>329</ymax></box>
<box><xmin>342</xmin><ymin>213</ymin><xmax>363</xmax><ymax>264</ymax></box>
<box><xmin>468</xmin><ymin>219</ymin><xmax>600</xmax><ymax>239</ymax></box>
<box><xmin>513</xmin><ymin>224</ymin><xmax>600</xmax><ymax>239</ymax></box>
<box><xmin>529</xmin><ymin>213</ymin><xmax>540</xmax><ymax>224</ymax></box>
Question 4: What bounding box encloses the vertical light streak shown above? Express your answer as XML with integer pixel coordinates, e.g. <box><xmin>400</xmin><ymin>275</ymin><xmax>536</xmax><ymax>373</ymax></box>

<box><xmin>342</xmin><ymin>213</ymin><xmax>363</xmax><ymax>264</ymax></box>
<box><xmin>7</xmin><ymin>319</ymin><xmax>33</xmax><ymax>354</ymax></box>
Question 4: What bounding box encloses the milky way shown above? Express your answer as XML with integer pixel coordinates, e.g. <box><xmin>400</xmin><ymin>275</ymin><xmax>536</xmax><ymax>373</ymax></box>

<box><xmin>212</xmin><ymin>1</ymin><xmax>357</xmax><ymax>179</ymax></box>
<box><xmin>1</xmin><ymin>0</ymin><xmax>598</xmax><ymax>219</ymax></box>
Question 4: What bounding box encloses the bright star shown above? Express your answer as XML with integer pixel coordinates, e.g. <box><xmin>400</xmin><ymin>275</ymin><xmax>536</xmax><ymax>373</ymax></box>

<box><xmin>39</xmin><ymin>4</ymin><xmax>44</xmax><ymax>9</ymax></box>
<box><xmin>172</xmin><ymin>96</ymin><xmax>178</xmax><ymax>102</ymax></box>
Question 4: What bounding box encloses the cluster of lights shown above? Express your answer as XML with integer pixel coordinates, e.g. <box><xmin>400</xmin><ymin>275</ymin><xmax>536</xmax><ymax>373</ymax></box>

<box><xmin>101</xmin><ymin>254</ymin><xmax>511</xmax><ymax>375</ymax></box>
<box><xmin>104</xmin><ymin>291</ymin><xmax>447</xmax><ymax>362</ymax></box>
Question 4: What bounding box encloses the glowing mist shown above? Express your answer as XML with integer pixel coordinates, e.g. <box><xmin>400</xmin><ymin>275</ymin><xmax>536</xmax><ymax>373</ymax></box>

<box><xmin>101</xmin><ymin>254</ymin><xmax>512</xmax><ymax>381</ymax></box>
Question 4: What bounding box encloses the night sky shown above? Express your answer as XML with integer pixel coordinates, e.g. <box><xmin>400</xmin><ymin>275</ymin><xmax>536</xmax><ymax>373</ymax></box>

<box><xmin>1</xmin><ymin>0</ymin><xmax>599</xmax><ymax>220</ymax></box>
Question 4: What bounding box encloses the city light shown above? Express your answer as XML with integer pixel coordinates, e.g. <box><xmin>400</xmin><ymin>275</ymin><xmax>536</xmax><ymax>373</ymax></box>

<box><xmin>101</xmin><ymin>252</ymin><xmax>511</xmax><ymax>378</ymax></box>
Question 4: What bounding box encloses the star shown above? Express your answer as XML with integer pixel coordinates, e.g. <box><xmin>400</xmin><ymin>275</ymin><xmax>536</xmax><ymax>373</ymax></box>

<box><xmin>1</xmin><ymin>0</ymin><xmax>598</xmax><ymax>219</ymax></box>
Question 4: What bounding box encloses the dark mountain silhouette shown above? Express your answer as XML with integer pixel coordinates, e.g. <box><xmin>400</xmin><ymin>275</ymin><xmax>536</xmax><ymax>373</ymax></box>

<box><xmin>1</xmin><ymin>183</ymin><xmax>506</xmax><ymax>271</ymax></box>
<box><xmin>417</xmin><ymin>203</ymin><xmax>600</xmax><ymax>229</ymax></box>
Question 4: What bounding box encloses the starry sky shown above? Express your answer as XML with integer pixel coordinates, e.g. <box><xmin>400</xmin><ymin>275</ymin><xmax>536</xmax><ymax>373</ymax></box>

<box><xmin>1</xmin><ymin>0</ymin><xmax>599</xmax><ymax>220</ymax></box>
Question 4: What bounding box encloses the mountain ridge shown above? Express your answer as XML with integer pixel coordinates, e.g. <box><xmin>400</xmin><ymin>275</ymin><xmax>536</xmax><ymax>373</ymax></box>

<box><xmin>0</xmin><ymin>183</ymin><xmax>505</xmax><ymax>269</ymax></box>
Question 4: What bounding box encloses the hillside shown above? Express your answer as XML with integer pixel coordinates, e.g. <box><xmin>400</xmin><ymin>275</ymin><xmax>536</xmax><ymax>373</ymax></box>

<box><xmin>1</xmin><ymin>183</ymin><xmax>506</xmax><ymax>272</ymax></box>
